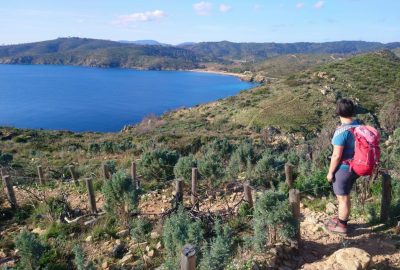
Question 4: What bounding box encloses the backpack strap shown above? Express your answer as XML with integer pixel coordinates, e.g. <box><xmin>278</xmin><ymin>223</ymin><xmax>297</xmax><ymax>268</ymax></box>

<box><xmin>333</xmin><ymin>124</ymin><xmax>359</xmax><ymax>139</ymax></box>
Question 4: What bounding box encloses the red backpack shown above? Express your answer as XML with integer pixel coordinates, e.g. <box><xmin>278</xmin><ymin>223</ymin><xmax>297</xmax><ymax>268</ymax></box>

<box><xmin>345</xmin><ymin>125</ymin><xmax>381</xmax><ymax>176</ymax></box>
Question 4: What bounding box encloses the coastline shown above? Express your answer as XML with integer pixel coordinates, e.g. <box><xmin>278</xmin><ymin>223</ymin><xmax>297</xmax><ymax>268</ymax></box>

<box><xmin>187</xmin><ymin>69</ymin><xmax>246</xmax><ymax>80</ymax></box>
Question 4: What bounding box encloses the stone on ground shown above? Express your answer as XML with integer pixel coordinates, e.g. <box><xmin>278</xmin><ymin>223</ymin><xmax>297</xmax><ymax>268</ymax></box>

<box><xmin>302</xmin><ymin>247</ymin><xmax>371</xmax><ymax>270</ymax></box>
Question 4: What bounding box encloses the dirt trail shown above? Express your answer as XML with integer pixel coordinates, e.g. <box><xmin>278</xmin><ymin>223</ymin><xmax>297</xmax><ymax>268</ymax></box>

<box><xmin>299</xmin><ymin>206</ymin><xmax>400</xmax><ymax>269</ymax></box>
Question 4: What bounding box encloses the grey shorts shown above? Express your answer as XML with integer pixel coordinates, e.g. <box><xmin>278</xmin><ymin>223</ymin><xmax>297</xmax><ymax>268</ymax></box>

<box><xmin>333</xmin><ymin>168</ymin><xmax>359</xmax><ymax>196</ymax></box>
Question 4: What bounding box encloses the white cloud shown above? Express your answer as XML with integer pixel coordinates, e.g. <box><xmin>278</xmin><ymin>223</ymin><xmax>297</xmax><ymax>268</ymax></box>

<box><xmin>296</xmin><ymin>2</ymin><xmax>305</xmax><ymax>9</ymax></box>
<box><xmin>314</xmin><ymin>1</ymin><xmax>325</xmax><ymax>9</ymax></box>
<box><xmin>193</xmin><ymin>1</ymin><xmax>213</xmax><ymax>16</ymax></box>
<box><xmin>219</xmin><ymin>4</ymin><xmax>232</xmax><ymax>13</ymax></box>
<box><xmin>113</xmin><ymin>10</ymin><xmax>166</xmax><ymax>25</ymax></box>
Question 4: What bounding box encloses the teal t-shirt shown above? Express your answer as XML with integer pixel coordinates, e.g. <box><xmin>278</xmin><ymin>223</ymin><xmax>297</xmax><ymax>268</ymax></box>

<box><xmin>331</xmin><ymin>120</ymin><xmax>360</xmax><ymax>170</ymax></box>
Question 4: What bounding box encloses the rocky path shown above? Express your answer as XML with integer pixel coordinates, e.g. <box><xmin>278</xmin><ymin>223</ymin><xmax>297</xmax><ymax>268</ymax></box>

<box><xmin>299</xmin><ymin>206</ymin><xmax>400</xmax><ymax>269</ymax></box>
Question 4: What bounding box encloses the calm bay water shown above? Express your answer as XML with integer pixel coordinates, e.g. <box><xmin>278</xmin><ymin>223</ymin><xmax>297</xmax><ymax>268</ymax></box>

<box><xmin>0</xmin><ymin>65</ymin><xmax>254</xmax><ymax>132</ymax></box>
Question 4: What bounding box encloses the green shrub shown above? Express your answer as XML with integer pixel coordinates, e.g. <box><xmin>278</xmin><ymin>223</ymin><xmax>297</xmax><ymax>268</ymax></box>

<box><xmin>294</xmin><ymin>169</ymin><xmax>331</xmax><ymax>197</ymax></box>
<box><xmin>199</xmin><ymin>220</ymin><xmax>233</xmax><ymax>270</ymax></box>
<box><xmin>238</xmin><ymin>202</ymin><xmax>252</xmax><ymax>217</ymax></box>
<box><xmin>44</xmin><ymin>223</ymin><xmax>79</xmax><ymax>240</ymax></box>
<box><xmin>138</xmin><ymin>149</ymin><xmax>179</xmax><ymax>181</ymax></box>
<box><xmin>253</xmin><ymin>191</ymin><xmax>297</xmax><ymax>251</ymax></box>
<box><xmin>100</xmin><ymin>141</ymin><xmax>115</xmax><ymax>153</ymax></box>
<box><xmin>253</xmin><ymin>150</ymin><xmax>284</xmax><ymax>186</ymax></box>
<box><xmin>204</xmin><ymin>138</ymin><xmax>234</xmax><ymax>161</ymax></box>
<box><xmin>102</xmin><ymin>171</ymin><xmax>139</xmax><ymax>227</ymax></box>
<box><xmin>14</xmin><ymin>230</ymin><xmax>45</xmax><ymax>270</ymax></box>
<box><xmin>73</xmin><ymin>244</ymin><xmax>96</xmax><ymax>270</ymax></box>
<box><xmin>88</xmin><ymin>143</ymin><xmax>100</xmax><ymax>153</ymax></box>
<box><xmin>130</xmin><ymin>218</ymin><xmax>152</xmax><ymax>243</ymax></box>
<box><xmin>174</xmin><ymin>155</ymin><xmax>197</xmax><ymax>182</ymax></box>
<box><xmin>0</xmin><ymin>151</ymin><xmax>13</xmax><ymax>166</ymax></box>
<box><xmin>105</xmin><ymin>160</ymin><xmax>117</xmax><ymax>175</ymax></box>
<box><xmin>198</xmin><ymin>153</ymin><xmax>224</xmax><ymax>184</ymax></box>
<box><xmin>227</xmin><ymin>151</ymin><xmax>241</xmax><ymax>179</ymax></box>
<box><xmin>163</xmin><ymin>207</ymin><xmax>204</xmax><ymax>269</ymax></box>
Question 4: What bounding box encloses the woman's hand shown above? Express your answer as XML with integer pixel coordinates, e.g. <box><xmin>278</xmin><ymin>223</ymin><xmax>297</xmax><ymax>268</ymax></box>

<box><xmin>327</xmin><ymin>172</ymin><xmax>334</xmax><ymax>182</ymax></box>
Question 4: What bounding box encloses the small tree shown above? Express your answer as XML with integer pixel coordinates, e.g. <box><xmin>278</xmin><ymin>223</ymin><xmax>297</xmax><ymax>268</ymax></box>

<box><xmin>102</xmin><ymin>171</ymin><xmax>139</xmax><ymax>227</ymax></box>
<box><xmin>253</xmin><ymin>191</ymin><xmax>297</xmax><ymax>251</ymax></box>
<box><xmin>174</xmin><ymin>155</ymin><xmax>197</xmax><ymax>182</ymax></box>
<box><xmin>199</xmin><ymin>220</ymin><xmax>233</xmax><ymax>270</ymax></box>
<box><xmin>162</xmin><ymin>207</ymin><xmax>204</xmax><ymax>269</ymax></box>
<box><xmin>14</xmin><ymin>230</ymin><xmax>45</xmax><ymax>270</ymax></box>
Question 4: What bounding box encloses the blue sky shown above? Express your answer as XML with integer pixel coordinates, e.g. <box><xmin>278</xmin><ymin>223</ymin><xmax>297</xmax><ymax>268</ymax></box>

<box><xmin>1</xmin><ymin>0</ymin><xmax>399</xmax><ymax>45</ymax></box>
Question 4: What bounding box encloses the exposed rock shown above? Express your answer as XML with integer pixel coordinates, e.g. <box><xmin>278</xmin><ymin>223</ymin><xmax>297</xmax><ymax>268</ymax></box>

<box><xmin>148</xmin><ymin>249</ymin><xmax>155</xmax><ymax>257</ymax></box>
<box><xmin>150</xmin><ymin>231</ymin><xmax>160</xmax><ymax>239</ymax></box>
<box><xmin>119</xmin><ymin>254</ymin><xmax>134</xmax><ymax>264</ymax></box>
<box><xmin>85</xmin><ymin>235</ymin><xmax>93</xmax><ymax>242</ymax></box>
<box><xmin>31</xmin><ymin>227</ymin><xmax>46</xmax><ymax>236</ymax></box>
<box><xmin>156</xmin><ymin>241</ymin><xmax>162</xmax><ymax>250</ymax></box>
<box><xmin>102</xmin><ymin>261</ymin><xmax>109</xmax><ymax>269</ymax></box>
<box><xmin>302</xmin><ymin>248</ymin><xmax>371</xmax><ymax>270</ymax></box>
<box><xmin>117</xmin><ymin>229</ymin><xmax>129</xmax><ymax>238</ymax></box>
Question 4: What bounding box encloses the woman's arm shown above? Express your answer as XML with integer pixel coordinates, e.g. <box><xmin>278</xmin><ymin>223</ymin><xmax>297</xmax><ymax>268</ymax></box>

<box><xmin>327</xmin><ymin>145</ymin><xmax>344</xmax><ymax>182</ymax></box>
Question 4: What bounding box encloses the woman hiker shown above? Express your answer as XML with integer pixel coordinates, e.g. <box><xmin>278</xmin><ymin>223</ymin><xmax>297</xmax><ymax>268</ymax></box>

<box><xmin>324</xmin><ymin>98</ymin><xmax>360</xmax><ymax>234</ymax></box>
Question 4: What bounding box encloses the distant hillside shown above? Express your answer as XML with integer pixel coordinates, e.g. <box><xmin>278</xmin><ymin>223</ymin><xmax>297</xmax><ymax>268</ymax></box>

<box><xmin>394</xmin><ymin>48</ymin><xmax>400</xmax><ymax>57</ymax></box>
<box><xmin>1</xmin><ymin>38</ymin><xmax>400</xmax><ymax>71</ymax></box>
<box><xmin>127</xmin><ymin>50</ymin><xmax>400</xmax><ymax>142</ymax></box>
<box><xmin>181</xmin><ymin>41</ymin><xmax>400</xmax><ymax>62</ymax></box>
<box><xmin>119</xmin><ymin>40</ymin><xmax>170</xmax><ymax>46</ymax></box>
<box><xmin>0</xmin><ymin>37</ymin><xmax>199</xmax><ymax>70</ymax></box>
<box><xmin>221</xmin><ymin>54</ymin><xmax>347</xmax><ymax>78</ymax></box>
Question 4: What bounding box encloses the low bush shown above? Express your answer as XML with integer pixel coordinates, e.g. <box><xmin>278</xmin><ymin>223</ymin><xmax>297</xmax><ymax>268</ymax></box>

<box><xmin>14</xmin><ymin>230</ymin><xmax>45</xmax><ymax>270</ymax></box>
<box><xmin>73</xmin><ymin>244</ymin><xmax>96</xmax><ymax>270</ymax></box>
<box><xmin>163</xmin><ymin>207</ymin><xmax>204</xmax><ymax>269</ymax></box>
<box><xmin>253</xmin><ymin>191</ymin><xmax>297</xmax><ymax>251</ymax></box>
<box><xmin>199</xmin><ymin>220</ymin><xmax>233</xmax><ymax>270</ymax></box>
<box><xmin>138</xmin><ymin>149</ymin><xmax>179</xmax><ymax>181</ymax></box>
<box><xmin>174</xmin><ymin>155</ymin><xmax>197</xmax><ymax>182</ymax></box>
<box><xmin>102</xmin><ymin>171</ymin><xmax>140</xmax><ymax>227</ymax></box>
<box><xmin>294</xmin><ymin>169</ymin><xmax>331</xmax><ymax>197</ymax></box>
<box><xmin>198</xmin><ymin>153</ymin><xmax>224</xmax><ymax>184</ymax></box>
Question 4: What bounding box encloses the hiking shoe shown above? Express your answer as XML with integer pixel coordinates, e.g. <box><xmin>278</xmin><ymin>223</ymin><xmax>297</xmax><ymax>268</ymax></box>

<box><xmin>324</xmin><ymin>217</ymin><xmax>347</xmax><ymax>234</ymax></box>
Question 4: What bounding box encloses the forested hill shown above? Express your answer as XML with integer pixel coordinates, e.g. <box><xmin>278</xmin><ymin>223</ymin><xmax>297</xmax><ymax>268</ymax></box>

<box><xmin>180</xmin><ymin>40</ymin><xmax>400</xmax><ymax>61</ymax></box>
<box><xmin>1</xmin><ymin>37</ymin><xmax>400</xmax><ymax>70</ymax></box>
<box><xmin>0</xmin><ymin>37</ymin><xmax>199</xmax><ymax>70</ymax></box>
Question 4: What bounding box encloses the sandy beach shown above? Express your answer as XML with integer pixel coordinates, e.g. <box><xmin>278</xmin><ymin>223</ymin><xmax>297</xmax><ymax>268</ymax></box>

<box><xmin>188</xmin><ymin>69</ymin><xmax>246</xmax><ymax>79</ymax></box>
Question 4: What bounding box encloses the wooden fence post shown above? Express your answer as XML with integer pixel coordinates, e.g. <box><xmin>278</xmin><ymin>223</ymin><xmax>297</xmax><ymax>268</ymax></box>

<box><xmin>289</xmin><ymin>189</ymin><xmax>301</xmax><ymax>239</ymax></box>
<box><xmin>175</xmin><ymin>179</ymin><xmax>184</xmax><ymax>206</ymax></box>
<box><xmin>102</xmin><ymin>163</ymin><xmax>110</xmax><ymax>180</ymax></box>
<box><xmin>180</xmin><ymin>244</ymin><xmax>196</xmax><ymax>270</ymax></box>
<box><xmin>68</xmin><ymin>165</ymin><xmax>79</xmax><ymax>186</ymax></box>
<box><xmin>85</xmin><ymin>178</ymin><xmax>97</xmax><ymax>214</ymax></box>
<box><xmin>285</xmin><ymin>163</ymin><xmax>294</xmax><ymax>189</ymax></box>
<box><xmin>131</xmin><ymin>162</ymin><xmax>139</xmax><ymax>190</ymax></box>
<box><xmin>191</xmin><ymin>168</ymin><xmax>198</xmax><ymax>209</ymax></box>
<box><xmin>243</xmin><ymin>182</ymin><xmax>253</xmax><ymax>208</ymax></box>
<box><xmin>2</xmin><ymin>175</ymin><xmax>17</xmax><ymax>209</ymax></box>
<box><xmin>37</xmin><ymin>165</ymin><xmax>45</xmax><ymax>185</ymax></box>
<box><xmin>380</xmin><ymin>172</ymin><xmax>392</xmax><ymax>223</ymax></box>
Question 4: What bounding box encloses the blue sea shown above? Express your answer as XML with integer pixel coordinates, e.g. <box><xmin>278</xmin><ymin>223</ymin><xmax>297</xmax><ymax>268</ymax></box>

<box><xmin>0</xmin><ymin>65</ymin><xmax>255</xmax><ymax>132</ymax></box>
